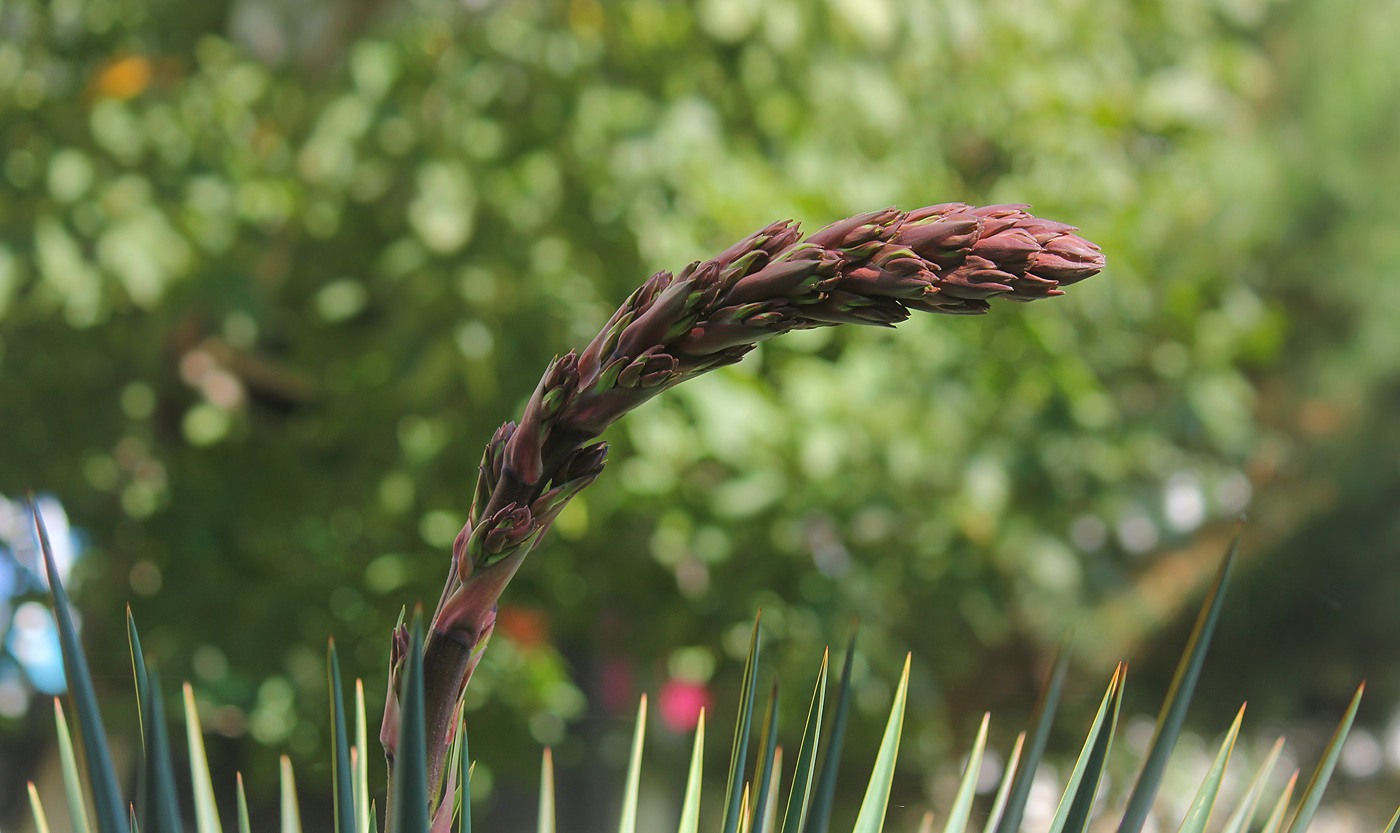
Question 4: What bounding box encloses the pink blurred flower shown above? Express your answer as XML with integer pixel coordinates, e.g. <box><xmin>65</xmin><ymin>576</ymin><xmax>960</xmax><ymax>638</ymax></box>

<box><xmin>659</xmin><ymin>679</ymin><xmax>712</xmax><ymax>733</ymax></box>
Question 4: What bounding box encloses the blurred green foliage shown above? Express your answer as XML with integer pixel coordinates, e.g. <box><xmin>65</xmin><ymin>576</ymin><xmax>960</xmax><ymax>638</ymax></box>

<box><xmin>3</xmin><ymin>0</ymin><xmax>1400</xmax><ymax>826</ymax></box>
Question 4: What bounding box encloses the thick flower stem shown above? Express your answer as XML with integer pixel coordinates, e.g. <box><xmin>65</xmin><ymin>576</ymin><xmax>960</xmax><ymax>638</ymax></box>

<box><xmin>381</xmin><ymin>202</ymin><xmax>1105</xmax><ymax>805</ymax></box>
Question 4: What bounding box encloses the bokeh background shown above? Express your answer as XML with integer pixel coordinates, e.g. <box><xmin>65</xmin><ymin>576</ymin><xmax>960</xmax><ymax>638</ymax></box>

<box><xmin>3</xmin><ymin>0</ymin><xmax>1400</xmax><ymax>829</ymax></box>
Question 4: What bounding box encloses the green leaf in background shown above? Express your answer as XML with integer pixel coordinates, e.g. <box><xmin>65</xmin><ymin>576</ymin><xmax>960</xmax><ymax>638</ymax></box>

<box><xmin>538</xmin><ymin>747</ymin><xmax>556</xmax><ymax>833</ymax></box>
<box><xmin>1048</xmin><ymin>664</ymin><xmax>1124</xmax><ymax>833</ymax></box>
<box><xmin>1175</xmin><ymin>704</ymin><xmax>1245</xmax><ymax>833</ymax></box>
<box><xmin>804</xmin><ymin>627</ymin><xmax>858</xmax><ymax>833</ymax></box>
<box><xmin>1285</xmin><ymin>682</ymin><xmax>1365</xmax><ymax>833</ymax></box>
<box><xmin>1219</xmin><ymin>737</ymin><xmax>1285</xmax><ymax>833</ymax></box>
<box><xmin>1118</xmin><ymin>531</ymin><xmax>1241</xmax><ymax>833</ymax></box>
<box><xmin>184</xmin><ymin>682</ymin><xmax>224</xmax><ymax>833</ymax></box>
<box><xmin>389</xmin><ymin>610</ymin><xmax>429</xmax><ymax>833</ymax></box>
<box><xmin>750</xmin><ymin>681</ymin><xmax>781</xmax><ymax>833</ymax></box>
<box><xmin>916</xmin><ymin>813</ymin><xmax>934</xmax><ymax>833</ymax></box>
<box><xmin>331</xmin><ymin>641</ymin><xmax>358</xmax><ymax>833</ymax></box>
<box><xmin>678</xmin><ymin>708</ymin><xmax>705</xmax><ymax>833</ymax></box>
<box><xmin>29</xmin><ymin>781</ymin><xmax>53</xmax><ymax>833</ymax></box>
<box><xmin>54</xmin><ymin>698</ymin><xmax>93</xmax><ymax>833</ymax></box>
<box><xmin>237</xmin><ymin>774</ymin><xmax>251</xmax><ymax>833</ymax></box>
<box><xmin>780</xmin><ymin>651</ymin><xmax>828</xmax><ymax>833</ymax></box>
<box><xmin>281</xmin><ymin>755</ymin><xmax>304</xmax><ymax>833</ymax></box>
<box><xmin>992</xmin><ymin>644</ymin><xmax>1071</xmax><ymax>833</ymax></box>
<box><xmin>1259</xmin><ymin>772</ymin><xmax>1299</xmax><ymax>833</ymax></box>
<box><xmin>34</xmin><ymin>503</ymin><xmax>130</xmax><ymax>833</ymax></box>
<box><xmin>851</xmin><ymin>654</ymin><xmax>912</xmax><ymax>833</ymax></box>
<box><xmin>980</xmin><ymin>733</ymin><xmax>1024</xmax><ymax>833</ymax></box>
<box><xmin>941</xmin><ymin>714</ymin><xmax>990</xmax><ymax>833</ymax></box>
<box><xmin>723</xmin><ymin>615</ymin><xmax>763</xmax><ymax>833</ymax></box>
<box><xmin>618</xmin><ymin>695</ymin><xmax>646</xmax><ymax>833</ymax></box>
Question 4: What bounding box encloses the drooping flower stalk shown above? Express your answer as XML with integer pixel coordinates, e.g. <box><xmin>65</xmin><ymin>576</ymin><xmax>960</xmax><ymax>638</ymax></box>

<box><xmin>381</xmin><ymin>203</ymin><xmax>1105</xmax><ymax>802</ymax></box>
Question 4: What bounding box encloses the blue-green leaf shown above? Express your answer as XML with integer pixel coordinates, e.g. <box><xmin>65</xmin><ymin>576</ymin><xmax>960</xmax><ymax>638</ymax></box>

<box><xmin>723</xmin><ymin>614</ymin><xmax>763</xmax><ymax>833</ymax></box>
<box><xmin>780</xmin><ymin>651</ymin><xmax>828</xmax><ymax>833</ymax></box>
<box><xmin>1118</xmin><ymin>530</ymin><xmax>1240</xmax><ymax>833</ymax></box>
<box><xmin>992</xmin><ymin>643</ymin><xmax>1071</xmax><ymax>833</ymax></box>
<box><xmin>803</xmin><ymin>627</ymin><xmax>859</xmax><ymax>833</ymax></box>
<box><xmin>236</xmin><ymin>774</ymin><xmax>251</xmax><ymax>833</ymax></box>
<box><xmin>750</xmin><ymin>681</ymin><xmax>781</xmax><ymax>833</ymax></box>
<box><xmin>1175</xmin><ymin>705</ymin><xmax>1245</xmax><ymax>833</ymax></box>
<box><xmin>941</xmin><ymin>714</ymin><xmax>990</xmax><ymax>833</ymax></box>
<box><xmin>34</xmin><ymin>504</ymin><xmax>130</xmax><ymax>833</ymax></box>
<box><xmin>389</xmin><ymin>609</ymin><xmax>429</xmax><ymax>833</ymax></box>
<box><xmin>1259</xmin><ymin>772</ymin><xmax>1298</xmax><ymax>833</ymax></box>
<box><xmin>1286</xmin><ymin>682</ymin><xmax>1364</xmax><ymax>833</ymax></box>
<box><xmin>1219</xmin><ymin>737</ymin><xmax>1284</xmax><ymax>833</ymax></box>
<box><xmin>980</xmin><ymin>733</ymin><xmax>1024</xmax><ymax>833</ymax></box>
<box><xmin>141</xmin><ymin>665</ymin><xmax>184</xmax><ymax>833</ymax></box>
<box><xmin>331</xmin><ymin>641</ymin><xmax>358</xmax><ymax>833</ymax></box>
<box><xmin>1048</xmin><ymin>664</ymin><xmax>1124</xmax><ymax>833</ymax></box>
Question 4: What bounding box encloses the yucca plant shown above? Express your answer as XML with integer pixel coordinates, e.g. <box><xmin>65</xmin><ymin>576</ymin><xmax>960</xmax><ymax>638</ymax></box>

<box><xmin>31</xmin><ymin>504</ymin><xmax>1383</xmax><ymax>833</ymax></box>
<box><xmin>28</xmin><ymin>200</ymin><xmax>1375</xmax><ymax>833</ymax></box>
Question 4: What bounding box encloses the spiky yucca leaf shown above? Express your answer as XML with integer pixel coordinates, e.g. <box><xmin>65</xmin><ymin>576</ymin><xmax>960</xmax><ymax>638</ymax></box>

<box><xmin>1047</xmin><ymin>664</ymin><xmax>1124</xmax><ymax>833</ymax></box>
<box><xmin>457</xmin><ymin>709</ymin><xmax>472</xmax><ymax>833</ymax></box>
<box><xmin>721</xmin><ymin>615</ymin><xmax>764</xmax><ymax>833</ymax></box>
<box><xmin>141</xmin><ymin>666</ymin><xmax>183</xmax><ymax>833</ymax></box>
<box><xmin>1286</xmin><ymin>682</ymin><xmax>1364</xmax><ymax>833</ymax></box>
<box><xmin>762</xmin><ymin>748</ymin><xmax>783</xmax><ymax>833</ymax></box>
<box><xmin>780</xmin><ymin>652</ymin><xmax>828</xmax><ymax>833</ymax></box>
<box><xmin>1176</xmin><ymin>704</ymin><xmax>1245</xmax><ymax>833</ymax></box>
<box><xmin>1260</xmin><ymin>773</ymin><xmax>1299</xmax><ymax>833</ymax></box>
<box><xmin>851</xmin><ymin>654</ymin><xmax>912</xmax><ymax>833</ymax></box>
<box><xmin>237</xmin><ymin>774</ymin><xmax>251</xmax><ymax>833</ymax></box>
<box><xmin>538</xmin><ymin>748</ymin><xmax>556</xmax><ymax>833</ymax></box>
<box><xmin>184</xmin><ymin>683</ymin><xmax>224</xmax><ymax>833</ymax></box>
<box><xmin>916</xmin><ymin>813</ymin><xmax>934</xmax><ymax>833</ymax></box>
<box><xmin>980</xmin><ymin>733</ymin><xmax>1024</xmax><ymax>833</ymax></box>
<box><xmin>1380</xmin><ymin>805</ymin><xmax>1400</xmax><ymax>833</ymax></box>
<box><xmin>331</xmin><ymin>642</ymin><xmax>358</xmax><ymax>833</ymax></box>
<box><xmin>54</xmin><ymin>698</ymin><xmax>93</xmax><ymax>833</ymax></box>
<box><xmin>389</xmin><ymin>610</ymin><xmax>430</xmax><ymax>833</ymax></box>
<box><xmin>1219</xmin><ymin>737</ymin><xmax>1285</xmax><ymax>833</ymax></box>
<box><xmin>358</xmin><ymin>680</ymin><xmax>372</xmax><ymax>833</ymax></box>
<box><xmin>281</xmin><ymin>755</ymin><xmax>304</xmax><ymax>833</ymax></box>
<box><xmin>992</xmin><ymin>644</ymin><xmax>1070</xmax><ymax>833</ymax></box>
<box><xmin>751</xmin><ymin>682</ymin><xmax>782</xmax><ymax>833</ymax></box>
<box><xmin>678</xmin><ymin>709</ymin><xmax>706</xmax><ymax>833</ymax></box>
<box><xmin>941</xmin><ymin>714</ymin><xmax>991</xmax><ymax>833</ymax></box>
<box><xmin>30</xmin><ymin>781</ymin><xmax>53</xmax><ymax>833</ymax></box>
<box><xmin>1118</xmin><ymin>531</ymin><xmax>1240</xmax><ymax>833</ymax></box>
<box><xmin>804</xmin><ymin>629</ymin><xmax>858</xmax><ymax>833</ymax></box>
<box><xmin>34</xmin><ymin>504</ymin><xmax>130</xmax><ymax>833</ymax></box>
<box><xmin>618</xmin><ymin>695</ymin><xmax>648</xmax><ymax>833</ymax></box>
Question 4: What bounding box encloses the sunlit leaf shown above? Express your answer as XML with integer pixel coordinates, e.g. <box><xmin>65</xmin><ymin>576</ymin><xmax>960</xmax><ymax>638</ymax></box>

<box><xmin>1286</xmin><ymin>682</ymin><xmax>1364</xmax><ymax>833</ymax></box>
<box><xmin>851</xmin><ymin>654</ymin><xmax>912</xmax><ymax>833</ymax></box>
<box><xmin>184</xmin><ymin>682</ymin><xmax>224</xmax><ymax>833</ymax></box>
<box><xmin>1175</xmin><ymin>704</ymin><xmax>1245</xmax><ymax>833</ymax></box>
<box><xmin>941</xmin><ymin>714</ymin><xmax>990</xmax><ymax>833</ymax></box>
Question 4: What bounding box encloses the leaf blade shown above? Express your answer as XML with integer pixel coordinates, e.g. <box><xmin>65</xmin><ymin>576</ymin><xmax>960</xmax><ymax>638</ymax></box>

<box><xmin>851</xmin><ymin>654</ymin><xmax>912</xmax><ymax>833</ymax></box>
